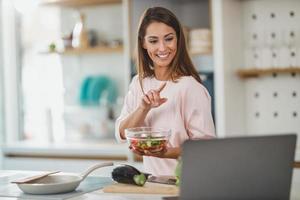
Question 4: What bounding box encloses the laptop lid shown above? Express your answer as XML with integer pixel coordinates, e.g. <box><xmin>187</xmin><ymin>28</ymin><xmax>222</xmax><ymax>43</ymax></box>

<box><xmin>180</xmin><ymin>134</ymin><xmax>297</xmax><ymax>200</ymax></box>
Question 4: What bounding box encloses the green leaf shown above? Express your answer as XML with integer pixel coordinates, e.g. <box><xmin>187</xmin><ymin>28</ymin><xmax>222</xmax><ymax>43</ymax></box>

<box><xmin>146</xmin><ymin>140</ymin><xmax>152</xmax><ymax>147</ymax></box>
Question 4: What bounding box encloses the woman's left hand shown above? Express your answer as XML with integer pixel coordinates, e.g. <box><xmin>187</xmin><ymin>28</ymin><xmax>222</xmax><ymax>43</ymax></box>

<box><xmin>129</xmin><ymin>146</ymin><xmax>181</xmax><ymax>159</ymax></box>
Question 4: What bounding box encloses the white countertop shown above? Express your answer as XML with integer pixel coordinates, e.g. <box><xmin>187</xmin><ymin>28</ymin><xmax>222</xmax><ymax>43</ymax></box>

<box><xmin>0</xmin><ymin>190</ymin><xmax>168</xmax><ymax>200</ymax></box>
<box><xmin>1</xmin><ymin>139</ymin><xmax>129</xmax><ymax>159</ymax></box>
<box><xmin>0</xmin><ymin>170</ymin><xmax>299</xmax><ymax>200</ymax></box>
<box><xmin>0</xmin><ymin>170</ymin><xmax>170</xmax><ymax>200</ymax></box>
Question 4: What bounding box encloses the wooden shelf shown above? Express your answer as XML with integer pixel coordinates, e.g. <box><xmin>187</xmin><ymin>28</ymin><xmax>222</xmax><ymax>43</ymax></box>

<box><xmin>189</xmin><ymin>49</ymin><xmax>212</xmax><ymax>56</ymax></box>
<box><xmin>41</xmin><ymin>46</ymin><xmax>123</xmax><ymax>55</ymax></box>
<box><xmin>237</xmin><ymin>67</ymin><xmax>300</xmax><ymax>79</ymax></box>
<box><xmin>40</xmin><ymin>0</ymin><xmax>122</xmax><ymax>7</ymax></box>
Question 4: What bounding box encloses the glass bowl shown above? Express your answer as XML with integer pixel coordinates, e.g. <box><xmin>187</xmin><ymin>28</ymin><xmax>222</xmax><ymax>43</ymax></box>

<box><xmin>125</xmin><ymin>127</ymin><xmax>171</xmax><ymax>154</ymax></box>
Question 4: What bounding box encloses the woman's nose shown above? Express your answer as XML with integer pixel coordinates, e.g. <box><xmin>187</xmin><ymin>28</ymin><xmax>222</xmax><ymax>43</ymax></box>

<box><xmin>158</xmin><ymin>41</ymin><xmax>166</xmax><ymax>51</ymax></box>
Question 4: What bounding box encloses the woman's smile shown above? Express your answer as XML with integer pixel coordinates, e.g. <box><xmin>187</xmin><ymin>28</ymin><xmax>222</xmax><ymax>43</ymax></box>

<box><xmin>157</xmin><ymin>52</ymin><xmax>170</xmax><ymax>59</ymax></box>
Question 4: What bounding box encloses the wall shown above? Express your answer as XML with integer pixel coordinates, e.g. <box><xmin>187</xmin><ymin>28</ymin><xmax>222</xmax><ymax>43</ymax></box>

<box><xmin>241</xmin><ymin>0</ymin><xmax>300</xmax><ymax>146</ymax></box>
<box><xmin>212</xmin><ymin>0</ymin><xmax>246</xmax><ymax>137</ymax></box>
<box><xmin>212</xmin><ymin>0</ymin><xmax>300</xmax><ymax>146</ymax></box>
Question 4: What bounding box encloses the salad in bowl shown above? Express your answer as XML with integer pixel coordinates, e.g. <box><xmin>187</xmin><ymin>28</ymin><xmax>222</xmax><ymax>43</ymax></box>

<box><xmin>125</xmin><ymin>127</ymin><xmax>171</xmax><ymax>155</ymax></box>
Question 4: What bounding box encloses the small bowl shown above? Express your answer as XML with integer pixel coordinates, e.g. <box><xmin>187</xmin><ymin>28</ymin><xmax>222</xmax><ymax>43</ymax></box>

<box><xmin>125</xmin><ymin>127</ymin><xmax>171</xmax><ymax>154</ymax></box>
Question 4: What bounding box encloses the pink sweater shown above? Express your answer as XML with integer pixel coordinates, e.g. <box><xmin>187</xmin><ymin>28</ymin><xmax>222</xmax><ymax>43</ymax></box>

<box><xmin>115</xmin><ymin>75</ymin><xmax>215</xmax><ymax>176</ymax></box>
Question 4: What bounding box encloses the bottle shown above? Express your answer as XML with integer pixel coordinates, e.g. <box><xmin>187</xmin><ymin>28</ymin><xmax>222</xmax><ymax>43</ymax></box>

<box><xmin>72</xmin><ymin>12</ymin><xmax>89</xmax><ymax>49</ymax></box>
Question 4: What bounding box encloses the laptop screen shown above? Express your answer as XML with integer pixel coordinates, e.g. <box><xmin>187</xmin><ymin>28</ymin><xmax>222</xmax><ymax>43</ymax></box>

<box><xmin>180</xmin><ymin>134</ymin><xmax>296</xmax><ymax>200</ymax></box>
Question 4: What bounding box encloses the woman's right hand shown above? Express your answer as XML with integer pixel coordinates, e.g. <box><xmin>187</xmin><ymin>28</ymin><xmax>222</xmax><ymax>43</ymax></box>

<box><xmin>119</xmin><ymin>82</ymin><xmax>168</xmax><ymax>139</ymax></box>
<box><xmin>140</xmin><ymin>82</ymin><xmax>168</xmax><ymax>110</ymax></box>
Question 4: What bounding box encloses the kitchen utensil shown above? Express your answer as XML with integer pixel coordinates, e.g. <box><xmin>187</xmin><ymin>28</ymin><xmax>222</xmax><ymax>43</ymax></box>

<box><xmin>14</xmin><ymin>162</ymin><xmax>113</xmax><ymax>195</ymax></box>
<box><xmin>103</xmin><ymin>182</ymin><xmax>179</xmax><ymax>195</ymax></box>
<box><xmin>147</xmin><ymin>175</ymin><xmax>177</xmax><ymax>185</ymax></box>
<box><xmin>11</xmin><ymin>170</ymin><xmax>60</xmax><ymax>184</ymax></box>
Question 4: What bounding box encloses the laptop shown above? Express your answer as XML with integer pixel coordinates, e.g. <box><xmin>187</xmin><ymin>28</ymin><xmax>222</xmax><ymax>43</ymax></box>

<box><xmin>179</xmin><ymin>134</ymin><xmax>297</xmax><ymax>200</ymax></box>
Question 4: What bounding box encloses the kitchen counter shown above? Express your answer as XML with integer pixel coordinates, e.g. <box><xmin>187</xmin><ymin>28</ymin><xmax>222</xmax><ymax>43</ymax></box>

<box><xmin>1</xmin><ymin>139</ymin><xmax>129</xmax><ymax>160</ymax></box>
<box><xmin>0</xmin><ymin>190</ymin><xmax>169</xmax><ymax>200</ymax></box>
<box><xmin>0</xmin><ymin>170</ymin><xmax>172</xmax><ymax>200</ymax></box>
<box><xmin>0</xmin><ymin>170</ymin><xmax>299</xmax><ymax>200</ymax></box>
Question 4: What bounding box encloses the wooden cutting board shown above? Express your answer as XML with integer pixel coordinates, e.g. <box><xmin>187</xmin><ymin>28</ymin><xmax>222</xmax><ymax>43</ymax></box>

<box><xmin>103</xmin><ymin>182</ymin><xmax>179</xmax><ymax>195</ymax></box>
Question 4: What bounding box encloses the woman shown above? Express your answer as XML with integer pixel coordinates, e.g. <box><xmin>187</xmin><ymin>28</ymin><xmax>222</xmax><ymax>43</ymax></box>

<box><xmin>115</xmin><ymin>7</ymin><xmax>215</xmax><ymax>176</ymax></box>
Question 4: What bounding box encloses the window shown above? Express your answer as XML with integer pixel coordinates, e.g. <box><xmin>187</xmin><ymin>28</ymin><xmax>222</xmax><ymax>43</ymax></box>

<box><xmin>2</xmin><ymin>1</ymin><xmax>65</xmax><ymax>143</ymax></box>
<box><xmin>0</xmin><ymin>1</ymin><xmax>3</xmax><ymax>143</ymax></box>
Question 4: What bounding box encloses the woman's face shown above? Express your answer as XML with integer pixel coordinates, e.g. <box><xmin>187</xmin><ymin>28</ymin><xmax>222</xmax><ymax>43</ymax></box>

<box><xmin>143</xmin><ymin>22</ymin><xmax>177</xmax><ymax>69</ymax></box>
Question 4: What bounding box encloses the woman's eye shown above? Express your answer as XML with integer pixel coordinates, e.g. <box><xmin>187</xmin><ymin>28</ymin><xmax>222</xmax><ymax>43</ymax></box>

<box><xmin>165</xmin><ymin>37</ymin><xmax>173</xmax><ymax>42</ymax></box>
<box><xmin>149</xmin><ymin>40</ymin><xmax>157</xmax><ymax>44</ymax></box>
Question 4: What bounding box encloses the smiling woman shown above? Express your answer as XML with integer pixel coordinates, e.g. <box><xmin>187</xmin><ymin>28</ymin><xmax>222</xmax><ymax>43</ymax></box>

<box><xmin>115</xmin><ymin>7</ymin><xmax>215</xmax><ymax>176</ymax></box>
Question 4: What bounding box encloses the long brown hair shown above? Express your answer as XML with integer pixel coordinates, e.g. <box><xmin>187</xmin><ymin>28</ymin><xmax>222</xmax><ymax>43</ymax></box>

<box><xmin>136</xmin><ymin>7</ymin><xmax>202</xmax><ymax>92</ymax></box>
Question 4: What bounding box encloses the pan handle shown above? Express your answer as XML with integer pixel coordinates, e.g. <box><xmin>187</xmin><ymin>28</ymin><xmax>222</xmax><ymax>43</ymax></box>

<box><xmin>80</xmin><ymin>162</ymin><xmax>114</xmax><ymax>180</ymax></box>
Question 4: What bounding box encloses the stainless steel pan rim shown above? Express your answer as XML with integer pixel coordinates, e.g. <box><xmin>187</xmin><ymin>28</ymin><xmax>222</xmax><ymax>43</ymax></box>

<box><xmin>18</xmin><ymin>174</ymin><xmax>81</xmax><ymax>186</ymax></box>
<box><xmin>15</xmin><ymin>162</ymin><xmax>114</xmax><ymax>195</ymax></box>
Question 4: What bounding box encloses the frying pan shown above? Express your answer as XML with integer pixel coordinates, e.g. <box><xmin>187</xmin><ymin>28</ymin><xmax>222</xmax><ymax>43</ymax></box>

<box><xmin>15</xmin><ymin>162</ymin><xmax>113</xmax><ymax>195</ymax></box>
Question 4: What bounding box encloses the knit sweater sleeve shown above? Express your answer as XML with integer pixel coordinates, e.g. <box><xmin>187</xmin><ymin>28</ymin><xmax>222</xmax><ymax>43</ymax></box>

<box><xmin>182</xmin><ymin>78</ymin><xmax>216</xmax><ymax>139</ymax></box>
<box><xmin>114</xmin><ymin>75</ymin><xmax>140</xmax><ymax>142</ymax></box>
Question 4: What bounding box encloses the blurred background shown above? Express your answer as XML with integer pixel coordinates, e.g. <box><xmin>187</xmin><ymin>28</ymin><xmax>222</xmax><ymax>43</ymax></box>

<box><xmin>0</xmin><ymin>0</ymin><xmax>299</xmax><ymax>196</ymax></box>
